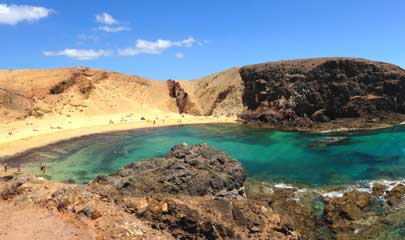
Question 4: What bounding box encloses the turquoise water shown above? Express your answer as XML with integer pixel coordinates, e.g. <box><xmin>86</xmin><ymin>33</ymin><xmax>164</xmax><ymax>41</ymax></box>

<box><xmin>10</xmin><ymin>123</ymin><xmax>405</xmax><ymax>186</ymax></box>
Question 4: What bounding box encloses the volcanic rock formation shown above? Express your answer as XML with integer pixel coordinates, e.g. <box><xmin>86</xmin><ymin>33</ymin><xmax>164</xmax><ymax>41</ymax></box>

<box><xmin>239</xmin><ymin>58</ymin><xmax>405</xmax><ymax>128</ymax></box>
<box><xmin>92</xmin><ymin>143</ymin><xmax>246</xmax><ymax>198</ymax></box>
<box><xmin>167</xmin><ymin>80</ymin><xmax>199</xmax><ymax>115</ymax></box>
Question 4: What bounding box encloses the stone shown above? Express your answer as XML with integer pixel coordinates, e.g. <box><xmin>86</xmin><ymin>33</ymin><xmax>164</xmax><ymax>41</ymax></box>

<box><xmin>372</xmin><ymin>183</ymin><xmax>387</xmax><ymax>196</ymax></box>
<box><xmin>324</xmin><ymin>189</ymin><xmax>378</xmax><ymax>237</ymax></box>
<box><xmin>313</xmin><ymin>137</ymin><xmax>350</xmax><ymax>146</ymax></box>
<box><xmin>78</xmin><ymin>206</ymin><xmax>102</xmax><ymax>220</ymax></box>
<box><xmin>311</xmin><ymin>109</ymin><xmax>330</xmax><ymax>122</ymax></box>
<box><xmin>387</xmin><ymin>184</ymin><xmax>405</xmax><ymax>207</ymax></box>
<box><xmin>135</xmin><ymin>198</ymin><xmax>238</xmax><ymax>239</ymax></box>
<box><xmin>91</xmin><ymin>143</ymin><xmax>246</xmax><ymax>198</ymax></box>
<box><xmin>232</xmin><ymin>206</ymin><xmax>247</xmax><ymax>225</ymax></box>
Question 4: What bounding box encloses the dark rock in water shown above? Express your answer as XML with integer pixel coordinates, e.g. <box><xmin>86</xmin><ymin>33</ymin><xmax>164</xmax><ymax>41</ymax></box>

<box><xmin>92</xmin><ymin>143</ymin><xmax>246</xmax><ymax>198</ymax></box>
<box><xmin>239</xmin><ymin>58</ymin><xmax>405</xmax><ymax>128</ymax></box>
<box><xmin>78</xmin><ymin>206</ymin><xmax>102</xmax><ymax>220</ymax></box>
<box><xmin>313</xmin><ymin>136</ymin><xmax>350</xmax><ymax>146</ymax></box>
<box><xmin>387</xmin><ymin>184</ymin><xmax>405</xmax><ymax>207</ymax></box>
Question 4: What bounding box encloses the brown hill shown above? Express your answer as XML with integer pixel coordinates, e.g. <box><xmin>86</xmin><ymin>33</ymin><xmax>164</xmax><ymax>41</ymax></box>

<box><xmin>179</xmin><ymin>67</ymin><xmax>244</xmax><ymax>116</ymax></box>
<box><xmin>0</xmin><ymin>67</ymin><xmax>177</xmax><ymax>123</ymax></box>
<box><xmin>2</xmin><ymin>57</ymin><xmax>405</xmax><ymax>129</ymax></box>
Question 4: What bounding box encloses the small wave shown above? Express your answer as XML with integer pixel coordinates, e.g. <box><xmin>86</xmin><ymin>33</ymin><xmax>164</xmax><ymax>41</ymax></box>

<box><xmin>320</xmin><ymin>191</ymin><xmax>344</xmax><ymax>198</ymax></box>
<box><xmin>258</xmin><ymin>179</ymin><xmax>404</xmax><ymax>201</ymax></box>
<box><xmin>319</xmin><ymin>178</ymin><xmax>405</xmax><ymax>199</ymax></box>
<box><xmin>274</xmin><ymin>183</ymin><xmax>296</xmax><ymax>189</ymax></box>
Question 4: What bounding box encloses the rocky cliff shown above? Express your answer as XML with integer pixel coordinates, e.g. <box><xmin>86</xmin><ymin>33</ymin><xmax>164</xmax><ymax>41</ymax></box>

<box><xmin>238</xmin><ymin>58</ymin><xmax>405</xmax><ymax>128</ymax></box>
<box><xmin>166</xmin><ymin>80</ymin><xmax>200</xmax><ymax>115</ymax></box>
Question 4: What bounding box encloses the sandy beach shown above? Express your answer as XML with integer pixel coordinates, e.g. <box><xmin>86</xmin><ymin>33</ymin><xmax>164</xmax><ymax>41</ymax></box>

<box><xmin>0</xmin><ymin>112</ymin><xmax>237</xmax><ymax>157</ymax></box>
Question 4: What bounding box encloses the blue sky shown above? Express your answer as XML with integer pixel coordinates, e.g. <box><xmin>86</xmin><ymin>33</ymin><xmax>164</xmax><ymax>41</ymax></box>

<box><xmin>0</xmin><ymin>0</ymin><xmax>404</xmax><ymax>80</ymax></box>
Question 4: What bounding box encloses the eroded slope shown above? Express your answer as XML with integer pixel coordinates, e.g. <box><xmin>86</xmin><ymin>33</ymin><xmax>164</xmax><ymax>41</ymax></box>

<box><xmin>0</xmin><ymin>67</ymin><xmax>177</xmax><ymax>123</ymax></box>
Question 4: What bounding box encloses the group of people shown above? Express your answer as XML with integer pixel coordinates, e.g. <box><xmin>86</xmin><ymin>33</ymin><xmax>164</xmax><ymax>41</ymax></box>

<box><xmin>1</xmin><ymin>162</ymin><xmax>47</xmax><ymax>175</ymax></box>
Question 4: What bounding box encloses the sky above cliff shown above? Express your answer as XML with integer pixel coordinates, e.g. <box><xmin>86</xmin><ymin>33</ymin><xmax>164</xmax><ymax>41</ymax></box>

<box><xmin>1</xmin><ymin>0</ymin><xmax>404</xmax><ymax>80</ymax></box>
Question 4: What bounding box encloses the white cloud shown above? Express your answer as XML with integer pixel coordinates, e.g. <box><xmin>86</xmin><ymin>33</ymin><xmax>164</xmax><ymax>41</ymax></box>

<box><xmin>175</xmin><ymin>52</ymin><xmax>184</xmax><ymax>59</ymax></box>
<box><xmin>97</xmin><ymin>25</ymin><xmax>130</xmax><ymax>32</ymax></box>
<box><xmin>43</xmin><ymin>49</ymin><xmax>111</xmax><ymax>60</ymax></box>
<box><xmin>96</xmin><ymin>12</ymin><xmax>118</xmax><ymax>25</ymax></box>
<box><xmin>95</xmin><ymin>12</ymin><xmax>130</xmax><ymax>32</ymax></box>
<box><xmin>44</xmin><ymin>37</ymin><xmax>197</xmax><ymax>60</ymax></box>
<box><xmin>0</xmin><ymin>4</ymin><xmax>53</xmax><ymax>25</ymax></box>
<box><xmin>118</xmin><ymin>37</ymin><xmax>195</xmax><ymax>56</ymax></box>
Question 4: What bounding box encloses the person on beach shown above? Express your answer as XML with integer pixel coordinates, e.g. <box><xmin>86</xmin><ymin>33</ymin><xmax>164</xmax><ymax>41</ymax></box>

<box><xmin>17</xmin><ymin>164</ymin><xmax>21</xmax><ymax>173</ymax></box>
<box><xmin>153</xmin><ymin>120</ymin><xmax>156</xmax><ymax>125</ymax></box>
<box><xmin>40</xmin><ymin>162</ymin><xmax>46</xmax><ymax>174</ymax></box>
<box><xmin>4</xmin><ymin>163</ymin><xmax>8</xmax><ymax>172</ymax></box>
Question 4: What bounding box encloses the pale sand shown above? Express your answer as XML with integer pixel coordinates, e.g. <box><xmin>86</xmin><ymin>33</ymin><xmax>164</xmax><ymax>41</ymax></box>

<box><xmin>0</xmin><ymin>112</ymin><xmax>237</xmax><ymax>157</ymax></box>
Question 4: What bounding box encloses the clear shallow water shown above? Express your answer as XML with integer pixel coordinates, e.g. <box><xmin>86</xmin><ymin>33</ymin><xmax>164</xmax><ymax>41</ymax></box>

<box><xmin>12</xmin><ymin>123</ymin><xmax>405</xmax><ymax>186</ymax></box>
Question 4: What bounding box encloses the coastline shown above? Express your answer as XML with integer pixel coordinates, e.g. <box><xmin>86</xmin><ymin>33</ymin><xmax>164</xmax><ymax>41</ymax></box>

<box><xmin>0</xmin><ymin>113</ymin><xmax>237</xmax><ymax>158</ymax></box>
<box><xmin>3</xmin><ymin>114</ymin><xmax>404</xmax><ymax>159</ymax></box>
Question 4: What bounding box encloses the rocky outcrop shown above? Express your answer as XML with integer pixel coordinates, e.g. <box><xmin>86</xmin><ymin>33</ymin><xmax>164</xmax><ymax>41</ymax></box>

<box><xmin>239</xmin><ymin>58</ymin><xmax>405</xmax><ymax>128</ymax></box>
<box><xmin>92</xmin><ymin>143</ymin><xmax>246</xmax><ymax>198</ymax></box>
<box><xmin>167</xmin><ymin>80</ymin><xmax>200</xmax><ymax>115</ymax></box>
<box><xmin>88</xmin><ymin>143</ymin><xmax>302</xmax><ymax>239</ymax></box>
<box><xmin>129</xmin><ymin>197</ymin><xmax>239</xmax><ymax>239</ymax></box>
<box><xmin>386</xmin><ymin>184</ymin><xmax>405</xmax><ymax>206</ymax></box>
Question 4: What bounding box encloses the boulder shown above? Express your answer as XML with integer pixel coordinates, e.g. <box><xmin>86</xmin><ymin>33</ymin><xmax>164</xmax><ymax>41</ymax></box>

<box><xmin>134</xmin><ymin>198</ymin><xmax>238</xmax><ymax>240</ymax></box>
<box><xmin>387</xmin><ymin>184</ymin><xmax>405</xmax><ymax>207</ymax></box>
<box><xmin>78</xmin><ymin>206</ymin><xmax>102</xmax><ymax>220</ymax></box>
<box><xmin>92</xmin><ymin>143</ymin><xmax>246</xmax><ymax>198</ymax></box>
<box><xmin>372</xmin><ymin>183</ymin><xmax>387</xmax><ymax>196</ymax></box>
<box><xmin>325</xmin><ymin>190</ymin><xmax>372</xmax><ymax>229</ymax></box>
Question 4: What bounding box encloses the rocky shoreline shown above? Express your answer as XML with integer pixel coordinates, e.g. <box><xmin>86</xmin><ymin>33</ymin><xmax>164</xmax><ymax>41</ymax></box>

<box><xmin>1</xmin><ymin>143</ymin><xmax>404</xmax><ymax>239</ymax></box>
